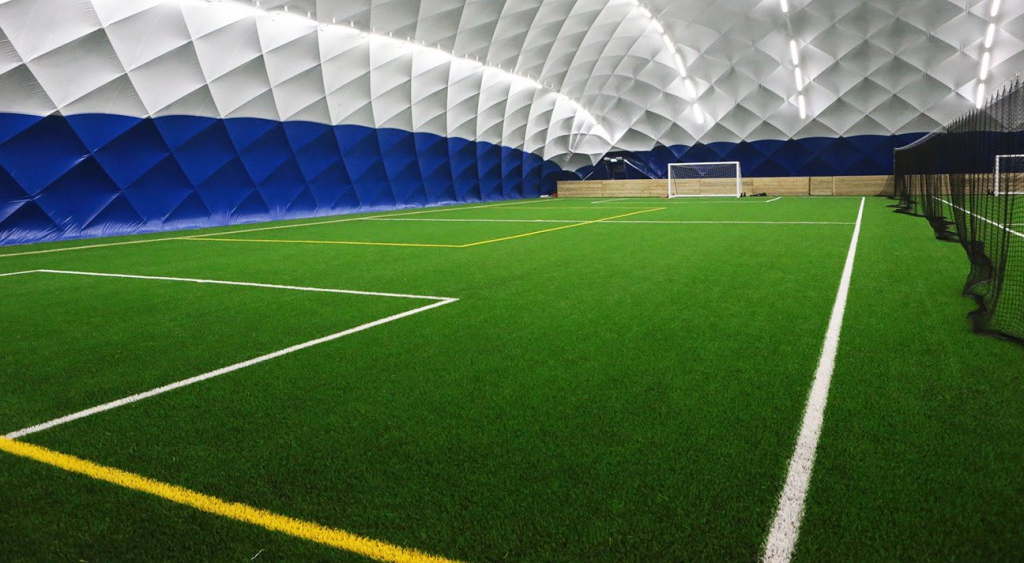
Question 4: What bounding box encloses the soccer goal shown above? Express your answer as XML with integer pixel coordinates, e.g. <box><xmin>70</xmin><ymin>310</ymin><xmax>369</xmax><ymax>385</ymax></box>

<box><xmin>994</xmin><ymin>154</ymin><xmax>1024</xmax><ymax>195</ymax></box>
<box><xmin>668</xmin><ymin>161</ymin><xmax>742</xmax><ymax>198</ymax></box>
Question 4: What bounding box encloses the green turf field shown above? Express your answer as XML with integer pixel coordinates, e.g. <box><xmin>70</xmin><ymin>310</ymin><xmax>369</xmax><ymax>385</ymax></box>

<box><xmin>1</xmin><ymin>196</ymin><xmax>1022</xmax><ymax>562</ymax></box>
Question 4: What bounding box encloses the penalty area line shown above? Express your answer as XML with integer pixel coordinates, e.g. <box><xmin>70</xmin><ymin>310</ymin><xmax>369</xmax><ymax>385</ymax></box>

<box><xmin>4</xmin><ymin>272</ymin><xmax>458</xmax><ymax>439</ymax></box>
<box><xmin>0</xmin><ymin>438</ymin><xmax>462</xmax><ymax>563</ymax></box>
<box><xmin>762</xmin><ymin>197</ymin><xmax>865</xmax><ymax>563</ymax></box>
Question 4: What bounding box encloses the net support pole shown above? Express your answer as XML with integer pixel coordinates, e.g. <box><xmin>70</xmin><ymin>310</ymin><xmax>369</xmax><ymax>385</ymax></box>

<box><xmin>996</xmin><ymin>154</ymin><xmax>1002</xmax><ymax>196</ymax></box>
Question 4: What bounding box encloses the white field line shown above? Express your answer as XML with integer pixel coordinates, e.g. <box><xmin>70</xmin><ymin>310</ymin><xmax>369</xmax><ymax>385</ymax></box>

<box><xmin>762</xmin><ymin>197</ymin><xmax>866</xmax><ymax>563</ymax></box>
<box><xmin>590</xmin><ymin>198</ymin><xmax>631</xmax><ymax>204</ymax></box>
<box><xmin>766</xmin><ymin>197</ymin><xmax>782</xmax><ymax>203</ymax></box>
<box><xmin>603</xmin><ymin>220</ymin><xmax>854</xmax><ymax>225</ymax></box>
<box><xmin>572</xmin><ymin>196</ymin><xmax>868</xmax><ymax>202</ymax></box>
<box><xmin>935</xmin><ymin>197</ymin><xmax>1024</xmax><ymax>239</ymax></box>
<box><xmin>369</xmin><ymin>218</ymin><xmax>855</xmax><ymax>226</ymax></box>
<box><xmin>663</xmin><ymin>199</ymin><xmax>776</xmax><ymax>204</ymax></box>
<box><xmin>3</xmin><ymin>270</ymin><xmax>458</xmax><ymax>439</ymax></box>
<box><xmin>577</xmin><ymin>198</ymin><xmax>775</xmax><ymax>205</ymax></box>
<box><xmin>31</xmin><ymin>269</ymin><xmax>452</xmax><ymax>301</ymax></box>
<box><xmin>0</xmin><ymin>270</ymin><xmax>40</xmax><ymax>277</ymax></box>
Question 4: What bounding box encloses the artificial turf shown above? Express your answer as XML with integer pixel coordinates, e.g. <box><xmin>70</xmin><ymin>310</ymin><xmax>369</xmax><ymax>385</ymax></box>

<box><xmin>0</xmin><ymin>196</ymin><xmax>1021</xmax><ymax>561</ymax></box>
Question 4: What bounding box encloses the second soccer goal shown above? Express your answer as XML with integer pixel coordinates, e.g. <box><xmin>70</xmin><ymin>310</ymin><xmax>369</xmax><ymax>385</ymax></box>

<box><xmin>995</xmin><ymin>154</ymin><xmax>1024</xmax><ymax>196</ymax></box>
<box><xmin>668</xmin><ymin>161</ymin><xmax>743</xmax><ymax>198</ymax></box>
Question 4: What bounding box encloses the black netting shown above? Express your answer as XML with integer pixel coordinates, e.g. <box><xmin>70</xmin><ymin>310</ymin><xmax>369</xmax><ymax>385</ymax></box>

<box><xmin>893</xmin><ymin>76</ymin><xmax>1024</xmax><ymax>343</ymax></box>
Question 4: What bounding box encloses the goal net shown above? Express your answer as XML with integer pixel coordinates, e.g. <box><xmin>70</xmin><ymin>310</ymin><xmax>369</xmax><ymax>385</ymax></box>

<box><xmin>668</xmin><ymin>162</ymin><xmax>742</xmax><ymax>198</ymax></box>
<box><xmin>995</xmin><ymin>154</ymin><xmax>1024</xmax><ymax>195</ymax></box>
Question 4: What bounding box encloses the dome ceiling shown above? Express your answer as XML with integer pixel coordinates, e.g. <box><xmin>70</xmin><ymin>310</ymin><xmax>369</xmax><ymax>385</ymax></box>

<box><xmin>270</xmin><ymin>0</ymin><xmax>1024</xmax><ymax>153</ymax></box>
<box><xmin>2</xmin><ymin>0</ymin><xmax>1023</xmax><ymax>170</ymax></box>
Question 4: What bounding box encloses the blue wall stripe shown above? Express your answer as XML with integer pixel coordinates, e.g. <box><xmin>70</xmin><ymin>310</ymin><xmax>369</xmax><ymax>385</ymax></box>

<box><xmin>575</xmin><ymin>133</ymin><xmax>927</xmax><ymax>180</ymax></box>
<box><xmin>0</xmin><ymin>111</ymin><xmax>928</xmax><ymax>246</ymax></box>
<box><xmin>0</xmin><ymin>113</ymin><xmax>564</xmax><ymax>246</ymax></box>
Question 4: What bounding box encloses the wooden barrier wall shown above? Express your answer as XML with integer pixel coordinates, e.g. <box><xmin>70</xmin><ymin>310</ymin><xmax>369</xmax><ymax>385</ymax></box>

<box><xmin>557</xmin><ymin>175</ymin><xmax>892</xmax><ymax>197</ymax></box>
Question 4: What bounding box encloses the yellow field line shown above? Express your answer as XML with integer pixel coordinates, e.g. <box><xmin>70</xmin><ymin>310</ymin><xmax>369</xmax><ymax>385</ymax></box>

<box><xmin>186</xmin><ymin>199</ymin><xmax>549</xmax><ymax>239</ymax></box>
<box><xmin>458</xmin><ymin>207</ymin><xmax>666</xmax><ymax>248</ymax></box>
<box><xmin>0</xmin><ymin>200</ymin><xmax>552</xmax><ymax>258</ymax></box>
<box><xmin>472</xmin><ymin>206</ymin><xmax>661</xmax><ymax>210</ymax></box>
<box><xmin>185</xmin><ymin>207</ymin><xmax>666</xmax><ymax>249</ymax></box>
<box><xmin>185</xmin><ymin>237</ymin><xmax>461</xmax><ymax>248</ymax></box>
<box><xmin>0</xmin><ymin>438</ymin><xmax>462</xmax><ymax>563</ymax></box>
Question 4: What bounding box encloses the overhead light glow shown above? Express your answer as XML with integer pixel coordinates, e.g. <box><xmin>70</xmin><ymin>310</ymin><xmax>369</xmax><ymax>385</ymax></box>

<box><xmin>798</xmin><ymin>94</ymin><xmax>807</xmax><ymax>119</ymax></box>
<box><xmin>977</xmin><ymin>83</ymin><xmax>987</xmax><ymax>108</ymax></box>
<box><xmin>980</xmin><ymin>51</ymin><xmax>991</xmax><ymax>80</ymax></box>
<box><xmin>693</xmin><ymin>104</ymin><xmax>705</xmax><ymax>124</ymax></box>
<box><xmin>780</xmin><ymin>0</ymin><xmax>789</xmax><ymax>13</ymax></box>
<box><xmin>190</xmin><ymin>0</ymin><xmax>609</xmax><ymax>140</ymax></box>
<box><xmin>674</xmin><ymin>53</ymin><xmax>687</xmax><ymax>77</ymax></box>
<box><xmin>685</xmin><ymin>78</ymin><xmax>697</xmax><ymax>98</ymax></box>
<box><xmin>985</xmin><ymin>23</ymin><xmax>996</xmax><ymax>48</ymax></box>
<box><xmin>990</xmin><ymin>0</ymin><xmax>1001</xmax><ymax>18</ymax></box>
<box><xmin>789</xmin><ymin>40</ymin><xmax>799</xmax><ymax>65</ymax></box>
<box><xmin>628</xmin><ymin>0</ymin><xmax>694</xmax><ymax>118</ymax></box>
<box><xmin>794</xmin><ymin>67</ymin><xmax>803</xmax><ymax>90</ymax></box>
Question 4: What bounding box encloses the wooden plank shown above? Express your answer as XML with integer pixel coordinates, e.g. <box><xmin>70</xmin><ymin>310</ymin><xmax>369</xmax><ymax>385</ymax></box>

<box><xmin>752</xmin><ymin>177</ymin><xmax>810</xmax><ymax>196</ymax></box>
<box><xmin>699</xmin><ymin>178</ymin><xmax>738</xmax><ymax>196</ymax></box>
<box><xmin>833</xmin><ymin>175</ymin><xmax>892</xmax><ymax>196</ymax></box>
<box><xmin>809</xmin><ymin>177</ymin><xmax>834</xmax><ymax>196</ymax></box>
<box><xmin>559</xmin><ymin>175</ymin><xmax>896</xmax><ymax>198</ymax></box>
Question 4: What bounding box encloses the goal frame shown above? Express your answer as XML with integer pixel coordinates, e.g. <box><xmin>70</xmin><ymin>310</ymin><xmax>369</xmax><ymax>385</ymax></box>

<box><xmin>994</xmin><ymin>154</ymin><xmax>1024</xmax><ymax>196</ymax></box>
<box><xmin>667</xmin><ymin>161</ymin><xmax>742</xmax><ymax>198</ymax></box>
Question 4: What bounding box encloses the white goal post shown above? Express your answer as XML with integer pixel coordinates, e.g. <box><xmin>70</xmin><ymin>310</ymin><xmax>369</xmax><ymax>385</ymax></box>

<box><xmin>668</xmin><ymin>161</ymin><xmax>742</xmax><ymax>198</ymax></box>
<box><xmin>995</xmin><ymin>154</ymin><xmax>1024</xmax><ymax>195</ymax></box>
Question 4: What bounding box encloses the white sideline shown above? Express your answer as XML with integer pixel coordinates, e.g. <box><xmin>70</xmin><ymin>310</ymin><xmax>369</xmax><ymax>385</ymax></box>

<box><xmin>0</xmin><ymin>270</ymin><xmax>39</xmax><ymax>277</ymax></box>
<box><xmin>762</xmin><ymin>197</ymin><xmax>866</xmax><ymax>563</ymax></box>
<box><xmin>935</xmin><ymin>197</ymin><xmax>1024</xmax><ymax>240</ymax></box>
<box><xmin>604</xmin><ymin>220</ymin><xmax>853</xmax><ymax>225</ymax></box>
<box><xmin>590</xmin><ymin>198</ymin><xmax>631</xmax><ymax>204</ymax></box>
<box><xmin>3</xmin><ymin>270</ymin><xmax>458</xmax><ymax>439</ymax></box>
<box><xmin>766</xmin><ymin>197</ymin><xmax>782</xmax><ymax>203</ymax></box>
<box><xmin>369</xmin><ymin>218</ymin><xmax>855</xmax><ymax>226</ymax></box>
<box><xmin>587</xmin><ymin>198</ymin><xmax>784</xmax><ymax>204</ymax></box>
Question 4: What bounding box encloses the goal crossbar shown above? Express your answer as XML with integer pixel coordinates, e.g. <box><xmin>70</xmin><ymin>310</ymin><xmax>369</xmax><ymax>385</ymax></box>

<box><xmin>667</xmin><ymin>161</ymin><xmax>742</xmax><ymax>198</ymax></box>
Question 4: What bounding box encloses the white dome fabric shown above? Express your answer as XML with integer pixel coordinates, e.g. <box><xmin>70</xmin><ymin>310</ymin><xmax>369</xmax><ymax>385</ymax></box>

<box><xmin>246</xmin><ymin>0</ymin><xmax>1024</xmax><ymax>149</ymax></box>
<box><xmin>1</xmin><ymin>0</ymin><xmax>1022</xmax><ymax>244</ymax></box>
<box><xmin>0</xmin><ymin>0</ymin><xmax>611</xmax><ymax>165</ymax></box>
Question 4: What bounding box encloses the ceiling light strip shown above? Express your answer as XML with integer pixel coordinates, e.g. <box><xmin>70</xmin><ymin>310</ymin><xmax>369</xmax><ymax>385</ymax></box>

<box><xmin>779</xmin><ymin>0</ymin><xmax>808</xmax><ymax>119</ymax></box>
<box><xmin>978</xmin><ymin>0</ymin><xmax>1001</xmax><ymax>108</ymax></box>
<box><xmin>194</xmin><ymin>0</ymin><xmax>610</xmax><ymax>139</ymax></box>
<box><xmin>626</xmin><ymin>0</ymin><xmax>701</xmax><ymax>123</ymax></box>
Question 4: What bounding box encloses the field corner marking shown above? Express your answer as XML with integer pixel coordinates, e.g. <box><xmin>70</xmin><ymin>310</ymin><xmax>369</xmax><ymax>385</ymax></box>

<box><xmin>0</xmin><ymin>437</ymin><xmax>463</xmax><ymax>563</ymax></box>
<box><xmin>761</xmin><ymin>196</ymin><xmax>865</xmax><ymax>563</ymax></box>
